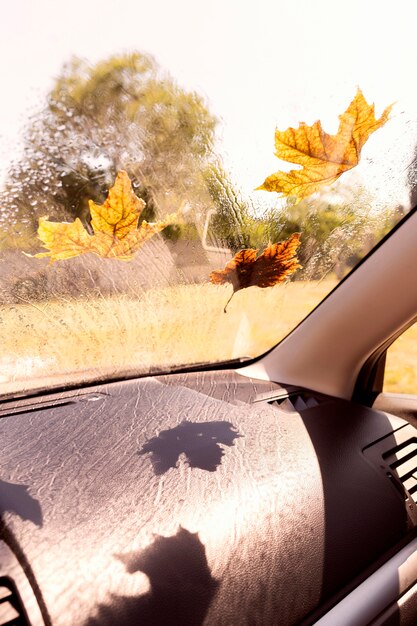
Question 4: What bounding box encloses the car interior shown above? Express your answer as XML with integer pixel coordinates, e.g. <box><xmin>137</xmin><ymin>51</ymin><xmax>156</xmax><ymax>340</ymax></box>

<box><xmin>1</xmin><ymin>207</ymin><xmax>417</xmax><ymax>626</ymax></box>
<box><xmin>2</xmin><ymin>2</ymin><xmax>417</xmax><ymax>625</ymax></box>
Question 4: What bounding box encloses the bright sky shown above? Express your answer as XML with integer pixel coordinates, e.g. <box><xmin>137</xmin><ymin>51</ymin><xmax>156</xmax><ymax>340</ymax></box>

<box><xmin>1</xmin><ymin>0</ymin><xmax>417</xmax><ymax>206</ymax></box>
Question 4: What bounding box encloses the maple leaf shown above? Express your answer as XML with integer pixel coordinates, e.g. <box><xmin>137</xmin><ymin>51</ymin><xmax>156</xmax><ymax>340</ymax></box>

<box><xmin>210</xmin><ymin>233</ymin><xmax>302</xmax><ymax>312</ymax></box>
<box><xmin>34</xmin><ymin>171</ymin><xmax>178</xmax><ymax>262</ymax></box>
<box><xmin>258</xmin><ymin>89</ymin><xmax>393</xmax><ymax>200</ymax></box>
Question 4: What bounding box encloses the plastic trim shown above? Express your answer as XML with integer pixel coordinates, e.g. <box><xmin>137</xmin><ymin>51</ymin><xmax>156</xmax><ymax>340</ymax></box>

<box><xmin>315</xmin><ymin>536</ymin><xmax>417</xmax><ymax>625</ymax></box>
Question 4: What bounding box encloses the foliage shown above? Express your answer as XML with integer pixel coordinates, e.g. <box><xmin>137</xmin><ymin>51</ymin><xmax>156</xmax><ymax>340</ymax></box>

<box><xmin>34</xmin><ymin>171</ymin><xmax>178</xmax><ymax>262</ymax></box>
<box><xmin>265</xmin><ymin>191</ymin><xmax>397</xmax><ymax>279</ymax></box>
<box><xmin>203</xmin><ymin>161</ymin><xmax>284</xmax><ymax>253</ymax></box>
<box><xmin>210</xmin><ymin>233</ymin><xmax>301</xmax><ymax>311</ymax></box>
<box><xmin>203</xmin><ymin>162</ymin><xmax>253</xmax><ymax>251</ymax></box>
<box><xmin>258</xmin><ymin>89</ymin><xmax>392</xmax><ymax>200</ymax></box>
<box><xmin>1</xmin><ymin>52</ymin><xmax>216</xmax><ymax>237</ymax></box>
<box><xmin>161</xmin><ymin>222</ymin><xmax>201</xmax><ymax>243</ymax></box>
<box><xmin>407</xmin><ymin>142</ymin><xmax>417</xmax><ymax>209</ymax></box>
<box><xmin>0</xmin><ymin>65</ymin><xmax>400</xmax><ymax>299</ymax></box>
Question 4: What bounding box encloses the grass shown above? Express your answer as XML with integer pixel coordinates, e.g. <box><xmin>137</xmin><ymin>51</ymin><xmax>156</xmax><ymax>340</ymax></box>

<box><xmin>0</xmin><ymin>279</ymin><xmax>335</xmax><ymax>395</ymax></box>
<box><xmin>384</xmin><ymin>324</ymin><xmax>417</xmax><ymax>394</ymax></box>
<box><xmin>0</xmin><ymin>277</ymin><xmax>413</xmax><ymax>396</ymax></box>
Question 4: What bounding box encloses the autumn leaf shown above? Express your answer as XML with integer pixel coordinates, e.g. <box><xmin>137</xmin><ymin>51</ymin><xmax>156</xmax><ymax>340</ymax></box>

<box><xmin>34</xmin><ymin>171</ymin><xmax>178</xmax><ymax>262</ymax></box>
<box><xmin>258</xmin><ymin>89</ymin><xmax>393</xmax><ymax>200</ymax></box>
<box><xmin>210</xmin><ymin>233</ymin><xmax>302</xmax><ymax>312</ymax></box>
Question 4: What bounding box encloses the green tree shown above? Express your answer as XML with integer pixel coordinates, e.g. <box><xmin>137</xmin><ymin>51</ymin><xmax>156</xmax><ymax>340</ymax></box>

<box><xmin>265</xmin><ymin>189</ymin><xmax>396</xmax><ymax>279</ymax></box>
<box><xmin>1</xmin><ymin>52</ymin><xmax>217</xmax><ymax>238</ymax></box>
<box><xmin>203</xmin><ymin>161</ymin><xmax>273</xmax><ymax>252</ymax></box>
<box><xmin>407</xmin><ymin>143</ymin><xmax>417</xmax><ymax>209</ymax></box>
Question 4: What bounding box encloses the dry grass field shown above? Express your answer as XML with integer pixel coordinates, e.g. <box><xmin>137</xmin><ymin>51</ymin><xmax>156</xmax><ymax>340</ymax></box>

<box><xmin>385</xmin><ymin>324</ymin><xmax>417</xmax><ymax>394</ymax></box>
<box><xmin>0</xmin><ymin>279</ymin><xmax>334</xmax><ymax>395</ymax></box>
<box><xmin>0</xmin><ymin>277</ymin><xmax>414</xmax><ymax>396</ymax></box>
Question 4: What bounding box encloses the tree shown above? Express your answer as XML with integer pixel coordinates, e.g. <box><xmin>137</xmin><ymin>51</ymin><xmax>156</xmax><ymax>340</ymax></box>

<box><xmin>407</xmin><ymin>142</ymin><xmax>417</xmax><ymax>210</ymax></box>
<box><xmin>202</xmin><ymin>160</ymin><xmax>288</xmax><ymax>253</ymax></box>
<box><xmin>203</xmin><ymin>162</ymin><xmax>253</xmax><ymax>251</ymax></box>
<box><xmin>264</xmin><ymin>187</ymin><xmax>397</xmax><ymax>279</ymax></box>
<box><xmin>0</xmin><ymin>52</ymin><xmax>217</xmax><ymax>239</ymax></box>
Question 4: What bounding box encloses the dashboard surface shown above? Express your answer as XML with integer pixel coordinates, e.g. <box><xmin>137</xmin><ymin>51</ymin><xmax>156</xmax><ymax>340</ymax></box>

<box><xmin>0</xmin><ymin>370</ymin><xmax>413</xmax><ymax>625</ymax></box>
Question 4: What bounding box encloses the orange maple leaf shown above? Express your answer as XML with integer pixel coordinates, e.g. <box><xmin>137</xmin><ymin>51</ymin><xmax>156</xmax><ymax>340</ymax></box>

<box><xmin>34</xmin><ymin>171</ymin><xmax>178</xmax><ymax>262</ymax></box>
<box><xmin>210</xmin><ymin>233</ymin><xmax>302</xmax><ymax>312</ymax></box>
<box><xmin>258</xmin><ymin>89</ymin><xmax>393</xmax><ymax>200</ymax></box>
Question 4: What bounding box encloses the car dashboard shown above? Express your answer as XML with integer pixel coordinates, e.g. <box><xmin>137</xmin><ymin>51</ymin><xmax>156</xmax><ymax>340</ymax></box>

<box><xmin>1</xmin><ymin>369</ymin><xmax>417</xmax><ymax>625</ymax></box>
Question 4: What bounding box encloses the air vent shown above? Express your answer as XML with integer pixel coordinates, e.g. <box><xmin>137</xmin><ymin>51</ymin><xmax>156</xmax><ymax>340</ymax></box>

<box><xmin>0</xmin><ymin>577</ymin><xmax>29</xmax><ymax>626</ymax></box>
<box><xmin>252</xmin><ymin>389</ymin><xmax>327</xmax><ymax>412</ymax></box>
<box><xmin>383</xmin><ymin>438</ymin><xmax>417</xmax><ymax>503</ymax></box>
<box><xmin>268</xmin><ymin>393</ymin><xmax>320</xmax><ymax>413</ymax></box>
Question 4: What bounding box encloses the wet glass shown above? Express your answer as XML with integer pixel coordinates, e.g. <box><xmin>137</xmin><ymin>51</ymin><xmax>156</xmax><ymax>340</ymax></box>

<box><xmin>0</xmin><ymin>0</ymin><xmax>416</xmax><ymax>395</ymax></box>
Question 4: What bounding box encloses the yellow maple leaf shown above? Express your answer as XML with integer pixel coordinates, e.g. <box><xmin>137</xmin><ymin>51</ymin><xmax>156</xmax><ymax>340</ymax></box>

<box><xmin>34</xmin><ymin>171</ymin><xmax>178</xmax><ymax>262</ymax></box>
<box><xmin>258</xmin><ymin>89</ymin><xmax>393</xmax><ymax>200</ymax></box>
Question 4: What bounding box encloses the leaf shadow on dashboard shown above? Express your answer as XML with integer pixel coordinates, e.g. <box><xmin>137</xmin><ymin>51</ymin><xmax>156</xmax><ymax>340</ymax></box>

<box><xmin>85</xmin><ymin>526</ymin><xmax>219</xmax><ymax>626</ymax></box>
<box><xmin>0</xmin><ymin>479</ymin><xmax>43</xmax><ymax>526</ymax></box>
<box><xmin>138</xmin><ymin>419</ymin><xmax>242</xmax><ymax>474</ymax></box>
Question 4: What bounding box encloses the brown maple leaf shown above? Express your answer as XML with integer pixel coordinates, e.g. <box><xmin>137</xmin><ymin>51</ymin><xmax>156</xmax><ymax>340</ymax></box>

<box><xmin>33</xmin><ymin>171</ymin><xmax>178</xmax><ymax>262</ymax></box>
<box><xmin>210</xmin><ymin>233</ymin><xmax>302</xmax><ymax>312</ymax></box>
<box><xmin>258</xmin><ymin>89</ymin><xmax>393</xmax><ymax>200</ymax></box>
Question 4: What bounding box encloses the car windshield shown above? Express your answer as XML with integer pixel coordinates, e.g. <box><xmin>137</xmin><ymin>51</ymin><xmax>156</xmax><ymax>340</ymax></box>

<box><xmin>1</xmin><ymin>1</ymin><xmax>416</xmax><ymax>396</ymax></box>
